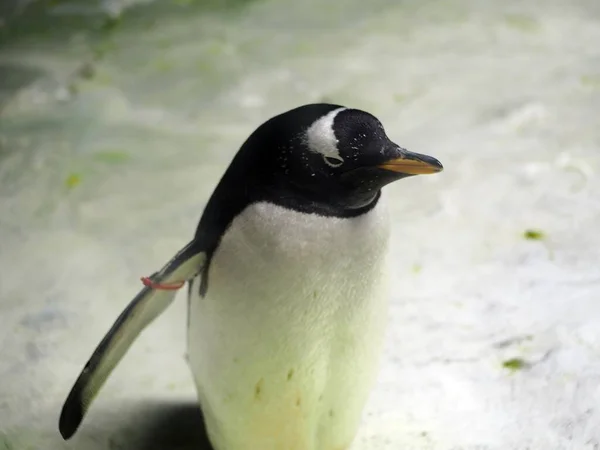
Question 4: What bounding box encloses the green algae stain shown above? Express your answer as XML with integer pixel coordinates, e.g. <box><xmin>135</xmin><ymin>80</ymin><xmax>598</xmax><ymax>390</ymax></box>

<box><xmin>581</xmin><ymin>75</ymin><xmax>600</xmax><ymax>88</ymax></box>
<box><xmin>502</xmin><ymin>358</ymin><xmax>527</xmax><ymax>371</ymax></box>
<box><xmin>523</xmin><ymin>229</ymin><xmax>545</xmax><ymax>240</ymax></box>
<box><xmin>504</xmin><ymin>14</ymin><xmax>540</xmax><ymax>33</ymax></box>
<box><xmin>411</xmin><ymin>263</ymin><xmax>422</xmax><ymax>274</ymax></box>
<box><xmin>65</xmin><ymin>173</ymin><xmax>82</xmax><ymax>189</ymax></box>
<box><xmin>94</xmin><ymin>151</ymin><xmax>130</xmax><ymax>164</ymax></box>
<box><xmin>293</xmin><ymin>41</ymin><xmax>315</xmax><ymax>55</ymax></box>
<box><xmin>205</xmin><ymin>41</ymin><xmax>227</xmax><ymax>56</ymax></box>
<box><xmin>197</xmin><ymin>60</ymin><xmax>212</xmax><ymax>74</ymax></box>
<box><xmin>394</xmin><ymin>93</ymin><xmax>409</xmax><ymax>103</ymax></box>
<box><xmin>155</xmin><ymin>58</ymin><xmax>175</xmax><ymax>72</ymax></box>
<box><xmin>92</xmin><ymin>41</ymin><xmax>118</xmax><ymax>60</ymax></box>
<box><xmin>100</xmin><ymin>16</ymin><xmax>122</xmax><ymax>33</ymax></box>
<box><xmin>87</xmin><ymin>70</ymin><xmax>114</xmax><ymax>86</ymax></box>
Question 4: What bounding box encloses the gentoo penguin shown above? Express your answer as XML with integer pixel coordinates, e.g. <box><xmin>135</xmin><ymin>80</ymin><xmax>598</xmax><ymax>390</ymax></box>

<box><xmin>58</xmin><ymin>103</ymin><xmax>443</xmax><ymax>450</ymax></box>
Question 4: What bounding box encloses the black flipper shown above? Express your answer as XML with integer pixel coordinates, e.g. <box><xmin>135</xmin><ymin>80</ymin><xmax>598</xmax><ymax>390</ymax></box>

<box><xmin>58</xmin><ymin>242</ymin><xmax>205</xmax><ymax>440</ymax></box>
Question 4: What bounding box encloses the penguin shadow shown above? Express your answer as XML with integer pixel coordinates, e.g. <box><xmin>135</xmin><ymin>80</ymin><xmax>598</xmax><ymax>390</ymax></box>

<box><xmin>92</xmin><ymin>400</ymin><xmax>214</xmax><ymax>450</ymax></box>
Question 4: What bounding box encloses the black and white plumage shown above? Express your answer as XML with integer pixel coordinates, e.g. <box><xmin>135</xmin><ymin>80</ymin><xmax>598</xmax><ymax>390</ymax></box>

<box><xmin>59</xmin><ymin>104</ymin><xmax>443</xmax><ymax>450</ymax></box>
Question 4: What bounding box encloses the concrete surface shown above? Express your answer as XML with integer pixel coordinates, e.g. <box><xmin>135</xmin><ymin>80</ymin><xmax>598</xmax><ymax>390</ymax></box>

<box><xmin>1</xmin><ymin>0</ymin><xmax>600</xmax><ymax>449</ymax></box>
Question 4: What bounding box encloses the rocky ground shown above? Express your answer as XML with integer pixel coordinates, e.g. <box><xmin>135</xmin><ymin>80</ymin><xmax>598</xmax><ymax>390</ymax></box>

<box><xmin>1</xmin><ymin>0</ymin><xmax>599</xmax><ymax>449</ymax></box>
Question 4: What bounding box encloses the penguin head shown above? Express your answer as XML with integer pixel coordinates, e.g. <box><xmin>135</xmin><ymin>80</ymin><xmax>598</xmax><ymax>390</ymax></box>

<box><xmin>238</xmin><ymin>104</ymin><xmax>443</xmax><ymax>215</ymax></box>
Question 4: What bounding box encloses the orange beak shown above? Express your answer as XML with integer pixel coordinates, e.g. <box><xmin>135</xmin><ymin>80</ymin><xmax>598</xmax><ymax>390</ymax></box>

<box><xmin>377</xmin><ymin>151</ymin><xmax>443</xmax><ymax>175</ymax></box>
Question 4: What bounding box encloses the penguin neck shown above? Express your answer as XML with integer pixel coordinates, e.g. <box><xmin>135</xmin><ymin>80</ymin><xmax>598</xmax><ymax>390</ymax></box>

<box><xmin>258</xmin><ymin>187</ymin><xmax>382</xmax><ymax>219</ymax></box>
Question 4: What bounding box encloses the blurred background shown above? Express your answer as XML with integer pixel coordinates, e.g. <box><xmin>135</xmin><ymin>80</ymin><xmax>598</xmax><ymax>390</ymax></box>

<box><xmin>1</xmin><ymin>0</ymin><xmax>600</xmax><ymax>449</ymax></box>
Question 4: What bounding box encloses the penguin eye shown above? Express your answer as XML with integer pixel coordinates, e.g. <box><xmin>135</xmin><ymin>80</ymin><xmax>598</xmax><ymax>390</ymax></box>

<box><xmin>323</xmin><ymin>155</ymin><xmax>343</xmax><ymax>168</ymax></box>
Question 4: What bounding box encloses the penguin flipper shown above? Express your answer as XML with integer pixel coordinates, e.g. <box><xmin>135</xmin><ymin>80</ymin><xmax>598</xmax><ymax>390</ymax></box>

<box><xmin>58</xmin><ymin>242</ymin><xmax>205</xmax><ymax>440</ymax></box>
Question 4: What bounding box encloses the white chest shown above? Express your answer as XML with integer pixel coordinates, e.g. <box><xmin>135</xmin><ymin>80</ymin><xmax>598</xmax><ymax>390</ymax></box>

<box><xmin>187</xmin><ymin>198</ymin><xmax>391</xmax><ymax>450</ymax></box>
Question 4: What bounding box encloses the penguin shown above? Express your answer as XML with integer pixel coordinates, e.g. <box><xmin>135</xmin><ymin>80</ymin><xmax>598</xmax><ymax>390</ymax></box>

<box><xmin>58</xmin><ymin>103</ymin><xmax>443</xmax><ymax>450</ymax></box>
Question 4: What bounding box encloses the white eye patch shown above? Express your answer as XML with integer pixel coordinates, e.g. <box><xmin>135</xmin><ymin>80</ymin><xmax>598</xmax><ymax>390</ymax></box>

<box><xmin>305</xmin><ymin>107</ymin><xmax>346</xmax><ymax>168</ymax></box>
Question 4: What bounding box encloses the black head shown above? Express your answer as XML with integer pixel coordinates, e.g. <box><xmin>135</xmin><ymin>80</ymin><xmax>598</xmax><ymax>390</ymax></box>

<box><xmin>228</xmin><ymin>103</ymin><xmax>443</xmax><ymax>217</ymax></box>
<box><xmin>193</xmin><ymin>104</ymin><xmax>442</xmax><ymax>293</ymax></box>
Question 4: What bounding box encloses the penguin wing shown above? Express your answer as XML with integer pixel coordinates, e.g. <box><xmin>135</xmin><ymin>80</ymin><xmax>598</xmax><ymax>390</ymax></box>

<box><xmin>58</xmin><ymin>242</ymin><xmax>205</xmax><ymax>440</ymax></box>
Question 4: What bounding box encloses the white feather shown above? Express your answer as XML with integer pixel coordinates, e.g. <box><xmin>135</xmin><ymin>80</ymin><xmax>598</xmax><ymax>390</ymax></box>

<box><xmin>305</xmin><ymin>107</ymin><xmax>346</xmax><ymax>167</ymax></box>
<box><xmin>188</xmin><ymin>197</ymin><xmax>391</xmax><ymax>450</ymax></box>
